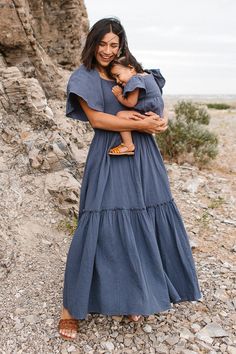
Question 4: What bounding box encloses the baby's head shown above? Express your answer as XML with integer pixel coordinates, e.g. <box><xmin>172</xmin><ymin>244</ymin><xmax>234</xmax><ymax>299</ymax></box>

<box><xmin>108</xmin><ymin>55</ymin><xmax>143</xmax><ymax>86</ymax></box>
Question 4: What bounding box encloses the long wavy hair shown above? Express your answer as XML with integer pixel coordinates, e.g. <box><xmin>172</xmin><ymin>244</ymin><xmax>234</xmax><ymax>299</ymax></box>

<box><xmin>81</xmin><ymin>18</ymin><xmax>131</xmax><ymax>70</ymax></box>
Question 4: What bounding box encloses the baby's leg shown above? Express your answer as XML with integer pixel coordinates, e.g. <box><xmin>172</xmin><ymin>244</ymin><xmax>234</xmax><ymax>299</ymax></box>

<box><xmin>108</xmin><ymin>110</ymin><xmax>136</xmax><ymax>155</ymax></box>
<box><xmin>117</xmin><ymin>111</ymin><xmax>134</xmax><ymax>147</ymax></box>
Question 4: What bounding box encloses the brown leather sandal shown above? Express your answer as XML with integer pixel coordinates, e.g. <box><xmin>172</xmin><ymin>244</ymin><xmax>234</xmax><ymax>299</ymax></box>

<box><xmin>58</xmin><ymin>318</ymin><xmax>79</xmax><ymax>340</ymax></box>
<box><xmin>109</xmin><ymin>143</ymin><xmax>135</xmax><ymax>156</ymax></box>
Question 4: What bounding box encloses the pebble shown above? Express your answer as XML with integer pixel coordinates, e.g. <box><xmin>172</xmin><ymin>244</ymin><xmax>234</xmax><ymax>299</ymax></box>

<box><xmin>165</xmin><ymin>335</ymin><xmax>179</xmax><ymax>346</ymax></box>
<box><xmin>143</xmin><ymin>324</ymin><xmax>152</xmax><ymax>333</ymax></box>
<box><xmin>228</xmin><ymin>346</ymin><xmax>236</xmax><ymax>354</ymax></box>
<box><xmin>102</xmin><ymin>341</ymin><xmax>114</xmax><ymax>351</ymax></box>
<box><xmin>196</xmin><ymin>323</ymin><xmax>229</xmax><ymax>338</ymax></box>
<box><xmin>156</xmin><ymin>343</ymin><xmax>169</xmax><ymax>353</ymax></box>
<box><xmin>180</xmin><ymin>327</ymin><xmax>194</xmax><ymax>340</ymax></box>
<box><xmin>124</xmin><ymin>337</ymin><xmax>133</xmax><ymax>347</ymax></box>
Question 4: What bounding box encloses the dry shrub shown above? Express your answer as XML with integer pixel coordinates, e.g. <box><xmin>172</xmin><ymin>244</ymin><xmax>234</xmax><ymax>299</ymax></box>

<box><xmin>156</xmin><ymin>101</ymin><xmax>218</xmax><ymax>166</ymax></box>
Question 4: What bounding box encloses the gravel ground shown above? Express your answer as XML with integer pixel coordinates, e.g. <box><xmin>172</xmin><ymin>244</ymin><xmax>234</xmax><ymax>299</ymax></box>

<box><xmin>0</xmin><ymin>104</ymin><xmax>235</xmax><ymax>354</ymax></box>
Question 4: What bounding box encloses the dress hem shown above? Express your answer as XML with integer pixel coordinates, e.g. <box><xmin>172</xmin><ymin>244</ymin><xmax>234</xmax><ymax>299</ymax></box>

<box><xmin>64</xmin><ymin>295</ymin><xmax>203</xmax><ymax>320</ymax></box>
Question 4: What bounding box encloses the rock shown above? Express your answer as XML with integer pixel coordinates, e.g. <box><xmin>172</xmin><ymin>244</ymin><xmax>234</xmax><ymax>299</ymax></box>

<box><xmin>196</xmin><ymin>323</ymin><xmax>229</xmax><ymax>338</ymax></box>
<box><xmin>191</xmin><ymin>323</ymin><xmax>201</xmax><ymax>333</ymax></box>
<box><xmin>227</xmin><ymin>346</ymin><xmax>236</xmax><ymax>354</ymax></box>
<box><xmin>45</xmin><ymin>170</ymin><xmax>80</xmax><ymax>215</ymax></box>
<box><xmin>214</xmin><ymin>289</ymin><xmax>229</xmax><ymax>301</ymax></box>
<box><xmin>102</xmin><ymin>341</ymin><xmax>114</xmax><ymax>351</ymax></box>
<box><xmin>24</xmin><ymin>314</ymin><xmax>38</xmax><ymax>324</ymax></box>
<box><xmin>182</xmin><ymin>177</ymin><xmax>206</xmax><ymax>193</ymax></box>
<box><xmin>180</xmin><ymin>327</ymin><xmax>194</xmax><ymax>340</ymax></box>
<box><xmin>111</xmin><ymin>316</ymin><xmax>123</xmax><ymax>322</ymax></box>
<box><xmin>124</xmin><ymin>337</ymin><xmax>133</xmax><ymax>347</ymax></box>
<box><xmin>155</xmin><ymin>344</ymin><xmax>169</xmax><ymax>353</ymax></box>
<box><xmin>165</xmin><ymin>335</ymin><xmax>179</xmax><ymax>346</ymax></box>
<box><xmin>143</xmin><ymin>324</ymin><xmax>152</xmax><ymax>333</ymax></box>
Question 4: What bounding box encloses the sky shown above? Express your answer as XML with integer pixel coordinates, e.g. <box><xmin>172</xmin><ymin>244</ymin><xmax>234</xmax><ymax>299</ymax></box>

<box><xmin>84</xmin><ymin>0</ymin><xmax>236</xmax><ymax>95</ymax></box>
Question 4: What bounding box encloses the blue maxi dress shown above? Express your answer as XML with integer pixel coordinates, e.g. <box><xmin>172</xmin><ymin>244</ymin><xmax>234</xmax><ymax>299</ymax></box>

<box><xmin>63</xmin><ymin>65</ymin><xmax>202</xmax><ymax>320</ymax></box>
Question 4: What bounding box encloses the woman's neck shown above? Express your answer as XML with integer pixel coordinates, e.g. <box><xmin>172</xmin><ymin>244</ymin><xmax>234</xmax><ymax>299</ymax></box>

<box><xmin>96</xmin><ymin>65</ymin><xmax>110</xmax><ymax>80</ymax></box>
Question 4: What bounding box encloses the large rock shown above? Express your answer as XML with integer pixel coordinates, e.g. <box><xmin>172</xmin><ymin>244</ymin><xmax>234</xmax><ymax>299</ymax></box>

<box><xmin>45</xmin><ymin>171</ymin><xmax>81</xmax><ymax>215</ymax></box>
<box><xmin>0</xmin><ymin>0</ymin><xmax>89</xmax><ymax>98</ymax></box>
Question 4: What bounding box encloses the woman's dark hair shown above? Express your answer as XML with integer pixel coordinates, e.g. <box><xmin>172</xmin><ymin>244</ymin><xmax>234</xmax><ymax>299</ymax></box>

<box><xmin>107</xmin><ymin>55</ymin><xmax>144</xmax><ymax>77</ymax></box>
<box><xmin>81</xmin><ymin>17</ymin><xmax>130</xmax><ymax>70</ymax></box>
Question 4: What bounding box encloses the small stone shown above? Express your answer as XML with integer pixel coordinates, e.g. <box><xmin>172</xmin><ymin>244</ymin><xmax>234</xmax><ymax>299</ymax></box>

<box><xmin>15</xmin><ymin>308</ymin><xmax>26</xmax><ymax>315</ymax></box>
<box><xmin>227</xmin><ymin>346</ymin><xmax>236</xmax><ymax>354</ymax></box>
<box><xmin>111</xmin><ymin>315</ymin><xmax>123</xmax><ymax>322</ymax></box>
<box><xmin>214</xmin><ymin>289</ymin><xmax>229</xmax><ymax>301</ymax></box>
<box><xmin>165</xmin><ymin>335</ymin><xmax>179</xmax><ymax>346</ymax></box>
<box><xmin>46</xmin><ymin>318</ymin><xmax>54</xmax><ymax>326</ymax></box>
<box><xmin>68</xmin><ymin>345</ymin><xmax>76</xmax><ymax>352</ymax></box>
<box><xmin>180</xmin><ymin>327</ymin><xmax>194</xmax><ymax>340</ymax></box>
<box><xmin>83</xmin><ymin>345</ymin><xmax>93</xmax><ymax>353</ymax></box>
<box><xmin>102</xmin><ymin>341</ymin><xmax>114</xmax><ymax>351</ymax></box>
<box><xmin>143</xmin><ymin>324</ymin><xmax>152</xmax><ymax>333</ymax></box>
<box><xmin>196</xmin><ymin>334</ymin><xmax>213</xmax><ymax>344</ymax></box>
<box><xmin>182</xmin><ymin>177</ymin><xmax>205</xmax><ymax>194</ymax></box>
<box><xmin>24</xmin><ymin>314</ymin><xmax>38</xmax><ymax>324</ymax></box>
<box><xmin>196</xmin><ymin>323</ymin><xmax>229</xmax><ymax>338</ymax></box>
<box><xmin>110</xmin><ymin>331</ymin><xmax>119</xmax><ymax>338</ymax></box>
<box><xmin>124</xmin><ymin>337</ymin><xmax>133</xmax><ymax>347</ymax></box>
<box><xmin>117</xmin><ymin>335</ymin><xmax>123</xmax><ymax>343</ymax></box>
<box><xmin>155</xmin><ymin>343</ymin><xmax>169</xmax><ymax>353</ymax></box>
<box><xmin>191</xmin><ymin>323</ymin><xmax>201</xmax><ymax>333</ymax></box>
<box><xmin>180</xmin><ymin>350</ymin><xmax>198</xmax><ymax>354</ymax></box>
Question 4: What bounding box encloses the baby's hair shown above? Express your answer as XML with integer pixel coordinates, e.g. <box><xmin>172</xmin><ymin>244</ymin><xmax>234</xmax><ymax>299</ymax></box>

<box><xmin>108</xmin><ymin>54</ymin><xmax>144</xmax><ymax>77</ymax></box>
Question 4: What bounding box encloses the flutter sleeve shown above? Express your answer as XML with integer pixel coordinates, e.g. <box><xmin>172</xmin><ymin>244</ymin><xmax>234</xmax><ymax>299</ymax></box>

<box><xmin>66</xmin><ymin>64</ymin><xmax>104</xmax><ymax>122</ymax></box>
<box><xmin>123</xmin><ymin>75</ymin><xmax>147</xmax><ymax>97</ymax></box>
<box><xmin>145</xmin><ymin>69</ymin><xmax>165</xmax><ymax>94</ymax></box>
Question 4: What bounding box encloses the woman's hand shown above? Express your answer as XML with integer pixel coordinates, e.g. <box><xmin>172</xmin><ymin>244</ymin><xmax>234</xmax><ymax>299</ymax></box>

<box><xmin>130</xmin><ymin>111</ymin><xmax>168</xmax><ymax>134</ymax></box>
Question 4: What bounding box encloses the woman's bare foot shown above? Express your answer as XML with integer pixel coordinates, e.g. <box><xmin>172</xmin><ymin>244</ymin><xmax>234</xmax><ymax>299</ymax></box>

<box><xmin>128</xmin><ymin>315</ymin><xmax>141</xmax><ymax>322</ymax></box>
<box><xmin>58</xmin><ymin>307</ymin><xmax>78</xmax><ymax>340</ymax></box>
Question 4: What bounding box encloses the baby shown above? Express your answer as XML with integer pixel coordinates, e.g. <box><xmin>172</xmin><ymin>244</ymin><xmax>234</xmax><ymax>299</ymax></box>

<box><xmin>108</xmin><ymin>55</ymin><xmax>164</xmax><ymax>156</ymax></box>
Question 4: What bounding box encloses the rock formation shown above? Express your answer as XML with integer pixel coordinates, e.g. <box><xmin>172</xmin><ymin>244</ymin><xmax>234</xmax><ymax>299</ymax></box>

<box><xmin>0</xmin><ymin>0</ymin><xmax>92</xmax><ymax>278</ymax></box>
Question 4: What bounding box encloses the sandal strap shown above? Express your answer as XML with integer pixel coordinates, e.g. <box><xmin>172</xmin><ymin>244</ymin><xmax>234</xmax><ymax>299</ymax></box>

<box><xmin>110</xmin><ymin>143</ymin><xmax>135</xmax><ymax>154</ymax></box>
<box><xmin>58</xmin><ymin>319</ymin><xmax>78</xmax><ymax>331</ymax></box>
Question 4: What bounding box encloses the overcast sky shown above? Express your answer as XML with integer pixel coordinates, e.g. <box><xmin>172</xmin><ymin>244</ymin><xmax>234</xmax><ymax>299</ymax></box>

<box><xmin>84</xmin><ymin>0</ymin><xmax>236</xmax><ymax>95</ymax></box>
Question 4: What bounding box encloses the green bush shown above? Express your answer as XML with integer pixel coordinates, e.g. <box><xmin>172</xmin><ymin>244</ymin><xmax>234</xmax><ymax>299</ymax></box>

<box><xmin>156</xmin><ymin>101</ymin><xmax>218</xmax><ymax>166</ymax></box>
<box><xmin>206</xmin><ymin>103</ymin><xmax>231</xmax><ymax>110</ymax></box>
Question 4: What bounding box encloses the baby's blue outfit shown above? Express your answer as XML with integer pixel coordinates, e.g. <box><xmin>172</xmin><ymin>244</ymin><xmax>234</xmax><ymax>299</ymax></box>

<box><xmin>63</xmin><ymin>64</ymin><xmax>202</xmax><ymax>319</ymax></box>
<box><xmin>123</xmin><ymin>72</ymin><xmax>164</xmax><ymax>116</ymax></box>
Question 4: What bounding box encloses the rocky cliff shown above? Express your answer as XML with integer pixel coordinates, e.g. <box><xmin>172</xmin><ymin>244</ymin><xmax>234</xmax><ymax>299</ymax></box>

<box><xmin>0</xmin><ymin>0</ymin><xmax>93</xmax><ymax>279</ymax></box>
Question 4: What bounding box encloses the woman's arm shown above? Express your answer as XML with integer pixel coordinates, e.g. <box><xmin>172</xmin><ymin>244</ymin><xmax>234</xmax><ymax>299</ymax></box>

<box><xmin>79</xmin><ymin>98</ymin><xmax>168</xmax><ymax>134</ymax></box>
<box><xmin>112</xmin><ymin>85</ymin><xmax>139</xmax><ymax>108</ymax></box>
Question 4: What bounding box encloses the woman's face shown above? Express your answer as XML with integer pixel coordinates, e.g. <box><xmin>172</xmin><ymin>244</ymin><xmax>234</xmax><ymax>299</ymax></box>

<box><xmin>111</xmin><ymin>64</ymin><xmax>135</xmax><ymax>86</ymax></box>
<box><xmin>95</xmin><ymin>32</ymin><xmax>120</xmax><ymax>68</ymax></box>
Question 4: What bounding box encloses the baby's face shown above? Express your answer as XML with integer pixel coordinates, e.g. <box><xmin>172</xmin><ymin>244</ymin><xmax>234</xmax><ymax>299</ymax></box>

<box><xmin>111</xmin><ymin>64</ymin><xmax>136</xmax><ymax>86</ymax></box>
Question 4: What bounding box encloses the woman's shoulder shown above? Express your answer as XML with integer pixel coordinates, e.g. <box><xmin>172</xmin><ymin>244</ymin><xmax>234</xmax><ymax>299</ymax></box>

<box><xmin>69</xmin><ymin>64</ymin><xmax>98</xmax><ymax>81</ymax></box>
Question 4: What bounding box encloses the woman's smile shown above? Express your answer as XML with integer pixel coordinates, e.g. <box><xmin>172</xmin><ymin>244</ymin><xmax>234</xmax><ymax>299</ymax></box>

<box><xmin>95</xmin><ymin>32</ymin><xmax>120</xmax><ymax>67</ymax></box>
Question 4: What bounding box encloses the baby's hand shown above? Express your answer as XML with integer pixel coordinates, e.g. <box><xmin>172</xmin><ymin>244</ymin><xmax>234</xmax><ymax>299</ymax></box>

<box><xmin>112</xmin><ymin>85</ymin><xmax>123</xmax><ymax>98</ymax></box>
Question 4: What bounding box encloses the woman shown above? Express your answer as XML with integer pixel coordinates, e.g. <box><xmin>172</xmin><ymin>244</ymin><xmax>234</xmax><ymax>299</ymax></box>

<box><xmin>59</xmin><ymin>18</ymin><xmax>201</xmax><ymax>340</ymax></box>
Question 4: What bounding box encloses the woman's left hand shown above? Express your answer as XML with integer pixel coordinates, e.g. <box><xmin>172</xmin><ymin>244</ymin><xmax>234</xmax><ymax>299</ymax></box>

<box><xmin>130</xmin><ymin>111</ymin><xmax>168</xmax><ymax>133</ymax></box>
